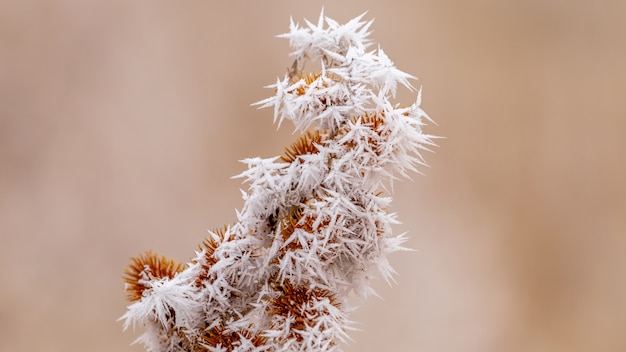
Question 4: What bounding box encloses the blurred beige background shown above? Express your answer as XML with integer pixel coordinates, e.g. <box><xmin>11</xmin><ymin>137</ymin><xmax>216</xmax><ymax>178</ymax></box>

<box><xmin>1</xmin><ymin>1</ymin><xmax>625</xmax><ymax>351</ymax></box>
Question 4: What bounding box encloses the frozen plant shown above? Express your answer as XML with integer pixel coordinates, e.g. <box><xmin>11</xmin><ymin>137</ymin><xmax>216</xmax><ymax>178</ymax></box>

<box><xmin>121</xmin><ymin>10</ymin><xmax>436</xmax><ymax>352</ymax></box>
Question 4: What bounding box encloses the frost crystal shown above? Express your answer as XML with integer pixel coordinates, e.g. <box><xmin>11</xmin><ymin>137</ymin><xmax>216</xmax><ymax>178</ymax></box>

<box><xmin>121</xmin><ymin>10</ymin><xmax>436</xmax><ymax>352</ymax></box>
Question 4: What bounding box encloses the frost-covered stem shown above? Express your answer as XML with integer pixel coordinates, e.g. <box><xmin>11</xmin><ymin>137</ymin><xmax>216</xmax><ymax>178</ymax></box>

<box><xmin>121</xmin><ymin>10</ymin><xmax>435</xmax><ymax>352</ymax></box>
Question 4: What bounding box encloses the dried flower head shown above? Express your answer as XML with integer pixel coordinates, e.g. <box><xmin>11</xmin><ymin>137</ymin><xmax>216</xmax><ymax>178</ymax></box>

<box><xmin>121</xmin><ymin>9</ymin><xmax>436</xmax><ymax>352</ymax></box>
<box><xmin>123</xmin><ymin>251</ymin><xmax>186</xmax><ymax>302</ymax></box>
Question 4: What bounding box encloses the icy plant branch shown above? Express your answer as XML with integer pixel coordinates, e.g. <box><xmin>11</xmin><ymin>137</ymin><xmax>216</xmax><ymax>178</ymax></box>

<box><xmin>121</xmin><ymin>10</ymin><xmax>436</xmax><ymax>352</ymax></box>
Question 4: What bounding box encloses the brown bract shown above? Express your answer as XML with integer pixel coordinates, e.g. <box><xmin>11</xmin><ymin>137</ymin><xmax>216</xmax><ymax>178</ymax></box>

<box><xmin>201</xmin><ymin>323</ymin><xmax>266</xmax><ymax>351</ymax></box>
<box><xmin>281</xmin><ymin>130</ymin><xmax>325</xmax><ymax>163</ymax></box>
<box><xmin>293</xmin><ymin>72</ymin><xmax>323</xmax><ymax>96</ymax></box>
<box><xmin>267</xmin><ymin>279</ymin><xmax>341</xmax><ymax>344</ymax></box>
<box><xmin>194</xmin><ymin>226</ymin><xmax>234</xmax><ymax>288</ymax></box>
<box><xmin>123</xmin><ymin>251</ymin><xmax>186</xmax><ymax>302</ymax></box>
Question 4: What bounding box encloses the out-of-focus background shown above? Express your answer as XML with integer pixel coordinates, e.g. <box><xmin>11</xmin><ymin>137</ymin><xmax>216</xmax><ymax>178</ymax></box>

<box><xmin>1</xmin><ymin>1</ymin><xmax>625</xmax><ymax>351</ymax></box>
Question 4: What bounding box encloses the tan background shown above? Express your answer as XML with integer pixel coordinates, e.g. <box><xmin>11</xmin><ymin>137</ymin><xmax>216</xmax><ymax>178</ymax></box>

<box><xmin>1</xmin><ymin>1</ymin><xmax>625</xmax><ymax>351</ymax></box>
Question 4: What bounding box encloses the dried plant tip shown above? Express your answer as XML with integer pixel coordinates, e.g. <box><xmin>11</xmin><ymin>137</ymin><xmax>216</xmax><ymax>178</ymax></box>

<box><xmin>281</xmin><ymin>130</ymin><xmax>325</xmax><ymax>163</ymax></box>
<box><xmin>354</xmin><ymin>112</ymin><xmax>386</xmax><ymax>130</ymax></box>
<box><xmin>121</xmin><ymin>10</ymin><xmax>435</xmax><ymax>351</ymax></box>
<box><xmin>293</xmin><ymin>72</ymin><xmax>322</xmax><ymax>95</ymax></box>
<box><xmin>123</xmin><ymin>251</ymin><xmax>185</xmax><ymax>302</ymax></box>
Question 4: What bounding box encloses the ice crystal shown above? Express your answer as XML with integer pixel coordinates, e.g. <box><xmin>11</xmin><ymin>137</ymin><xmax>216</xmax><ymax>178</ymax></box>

<box><xmin>121</xmin><ymin>10</ymin><xmax>436</xmax><ymax>352</ymax></box>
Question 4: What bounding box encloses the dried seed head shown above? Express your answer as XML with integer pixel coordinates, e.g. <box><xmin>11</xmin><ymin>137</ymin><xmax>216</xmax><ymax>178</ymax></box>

<box><xmin>123</xmin><ymin>251</ymin><xmax>185</xmax><ymax>302</ymax></box>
